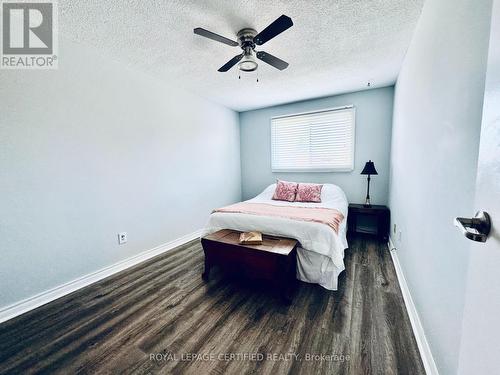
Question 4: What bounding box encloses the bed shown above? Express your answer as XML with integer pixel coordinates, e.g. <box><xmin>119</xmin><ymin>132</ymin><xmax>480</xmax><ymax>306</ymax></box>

<box><xmin>201</xmin><ymin>183</ymin><xmax>348</xmax><ymax>290</ymax></box>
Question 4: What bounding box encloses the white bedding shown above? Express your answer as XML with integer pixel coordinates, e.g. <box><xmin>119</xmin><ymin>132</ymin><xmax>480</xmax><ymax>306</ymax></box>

<box><xmin>202</xmin><ymin>183</ymin><xmax>349</xmax><ymax>290</ymax></box>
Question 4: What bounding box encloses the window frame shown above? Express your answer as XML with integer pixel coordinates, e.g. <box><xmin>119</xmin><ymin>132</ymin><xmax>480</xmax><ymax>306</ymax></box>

<box><xmin>270</xmin><ymin>105</ymin><xmax>356</xmax><ymax>173</ymax></box>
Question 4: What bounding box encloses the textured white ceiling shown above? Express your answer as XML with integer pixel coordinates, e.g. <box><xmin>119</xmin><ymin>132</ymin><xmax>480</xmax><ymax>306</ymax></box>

<box><xmin>61</xmin><ymin>0</ymin><xmax>423</xmax><ymax>111</ymax></box>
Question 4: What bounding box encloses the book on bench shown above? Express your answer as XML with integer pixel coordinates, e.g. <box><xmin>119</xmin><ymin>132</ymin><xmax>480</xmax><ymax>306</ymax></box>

<box><xmin>239</xmin><ymin>231</ymin><xmax>263</xmax><ymax>245</ymax></box>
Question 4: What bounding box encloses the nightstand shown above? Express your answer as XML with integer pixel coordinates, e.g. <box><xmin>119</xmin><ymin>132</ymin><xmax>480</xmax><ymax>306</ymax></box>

<box><xmin>347</xmin><ymin>204</ymin><xmax>390</xmax><ymax>242</ymax></box>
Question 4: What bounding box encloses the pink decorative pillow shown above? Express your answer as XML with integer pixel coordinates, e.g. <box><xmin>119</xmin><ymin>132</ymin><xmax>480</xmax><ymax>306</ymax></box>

<box><xmin>272</xmin><ymin>180</ymin><xmax>298</xmax><ymax>202</ymax></box>
<box><xmin>295</xmin><ymin>183</ymin><xmax>323</xmax><ymax>203</ymax></box>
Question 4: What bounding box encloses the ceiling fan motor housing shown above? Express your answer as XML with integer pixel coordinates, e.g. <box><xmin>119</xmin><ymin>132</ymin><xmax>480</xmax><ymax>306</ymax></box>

<box><xmin>237</xmin><ymin>28</ymin><xmax>257</xmax><ymax>50</ymax></box>
<box><xmin>237</xmin><ymin>28</ymin><xmax>258</xmax><ymax>71</ymax></box>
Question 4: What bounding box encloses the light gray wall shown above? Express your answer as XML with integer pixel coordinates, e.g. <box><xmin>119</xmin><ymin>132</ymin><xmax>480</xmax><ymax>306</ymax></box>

<box><xmin>0</xmin><ymin>38</ymin><xmax>241</xmax><ymax>309</ymax></box>
<box><xmin>388</xmin><ymin>0</ymin><xmax>492</xmax><ymax>373</ymax></box>
<box><xmin>239</xmin><ymin>87</ymin><xmax>394</xmax><ymax>203</ymax></box>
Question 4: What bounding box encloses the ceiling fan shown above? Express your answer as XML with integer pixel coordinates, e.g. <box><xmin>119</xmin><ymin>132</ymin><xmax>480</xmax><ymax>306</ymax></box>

<box><xmin>194</xmin><ymin>15</ymin><xmax>293</xmax><ymax>73</ymax></box>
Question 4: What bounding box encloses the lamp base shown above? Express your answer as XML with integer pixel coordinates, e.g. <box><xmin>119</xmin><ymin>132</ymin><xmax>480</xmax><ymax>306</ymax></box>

<box><xmin>364</xmin><ymin>175</ymin><xmax>372</xmax><ymax>208</ymax></box>
<box><xmin>364</xmin><ymin>197</ymin><xmax>371</xmax><ymax>208</ymax></box>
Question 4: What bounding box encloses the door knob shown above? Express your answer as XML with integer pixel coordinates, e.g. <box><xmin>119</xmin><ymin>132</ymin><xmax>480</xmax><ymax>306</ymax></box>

<box><xmin>454</xmin><ymin>211</ymin><xmax>491</xmax><ymax>243</ymax></box>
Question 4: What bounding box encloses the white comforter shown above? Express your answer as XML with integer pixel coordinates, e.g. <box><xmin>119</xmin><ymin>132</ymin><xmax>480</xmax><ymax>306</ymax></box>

<box><xmin>202</xmin><ymin>183</ymin><xmax>349</xmax><ymax>290</ymax></box>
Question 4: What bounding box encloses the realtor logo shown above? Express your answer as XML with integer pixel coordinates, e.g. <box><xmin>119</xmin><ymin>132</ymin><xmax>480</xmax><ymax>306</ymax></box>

<box><xmin>1</xmin><ymin>0</ymin><xmax>58</xmax><ymax>69</ymax></box>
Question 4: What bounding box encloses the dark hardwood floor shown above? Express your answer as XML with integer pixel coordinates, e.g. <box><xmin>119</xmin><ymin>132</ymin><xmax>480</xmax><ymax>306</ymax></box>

<box><xmin>0</xmin><ymin>236</ymin><xmax>425</xmax><ymax>375</ymax></box>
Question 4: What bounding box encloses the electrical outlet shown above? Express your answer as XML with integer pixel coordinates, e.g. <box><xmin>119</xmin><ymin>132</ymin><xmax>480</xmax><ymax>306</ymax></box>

<box><xmin>118</xmin><ymin>232</ymin><xmax>128</xmax><ymax>245</ymax></box>
<box><xmin>393</xmin><ymin>223</ymin><xmax>397</xmax><ymax>234</ymax></box>
<box><xmin>398</xmin><ymin>230</ymin><xmax>402</xmax><ymax>242</ymax></box>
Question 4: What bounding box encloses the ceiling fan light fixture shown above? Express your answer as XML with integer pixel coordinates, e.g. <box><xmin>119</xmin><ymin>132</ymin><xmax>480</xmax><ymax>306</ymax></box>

<box><xmin>238</xmin><ymin>54</ymin><xmax>258</xmax><ymax>72</ymax></box>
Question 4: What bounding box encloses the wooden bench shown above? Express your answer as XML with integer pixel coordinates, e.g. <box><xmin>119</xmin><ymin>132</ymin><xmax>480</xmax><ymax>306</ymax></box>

<box><xmin>201</xmin><ymin>229</ymin><xmax>298</xmax><ymax>303</ymax></box>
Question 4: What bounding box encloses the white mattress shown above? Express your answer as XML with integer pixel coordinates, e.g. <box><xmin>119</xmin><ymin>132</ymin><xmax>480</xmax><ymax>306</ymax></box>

<box><xmin>202</xmin><ymin>183</ymin><xmax>349</xmax><ymax>290</ymax></box>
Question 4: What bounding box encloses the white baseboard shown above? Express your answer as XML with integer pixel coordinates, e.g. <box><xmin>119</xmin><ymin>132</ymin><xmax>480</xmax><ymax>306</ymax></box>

<box><xmin>388</xmin><ymin>237</ymin><xmax>439</xmax><ymax>375</ymax></box>
<box><xmin>0</xmin><ymin>229</ymin><xmax>203</xmax><ymax>324</ymax></box>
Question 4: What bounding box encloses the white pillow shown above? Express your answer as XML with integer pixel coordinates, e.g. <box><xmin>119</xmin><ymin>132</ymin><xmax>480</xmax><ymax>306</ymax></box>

<box><xmin>259</xmin><ymin>183</ymin><xmax>277</xmax><ymax>199</ymax></box>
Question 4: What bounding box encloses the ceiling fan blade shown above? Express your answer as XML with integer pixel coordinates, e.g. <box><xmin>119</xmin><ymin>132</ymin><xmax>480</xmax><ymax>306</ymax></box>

<box><xmin>218</xmin><ymin>54</ymin><xmax>244</xmax><ymax>72</ymax></box>
<box><xmin>256</xmin><ymin>51</ymin><xmax>289</xmax><ymax>70</ymax></box>
<box><xmin>253</xmin><ymin>15</ymin><xmax>293</xmax><ymax>45</ymax></box>
<box><xmin>194</xmin><ymin>28</ymin><xmax>239</xmax><ymax>47</ymax></box>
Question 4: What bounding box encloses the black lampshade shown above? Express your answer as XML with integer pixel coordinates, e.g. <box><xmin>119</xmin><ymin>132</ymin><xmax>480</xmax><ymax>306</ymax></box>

<box><xmin>361</xmin><ymin>160</ymin><xmax>378</xmax><ymax>175</ymax></box>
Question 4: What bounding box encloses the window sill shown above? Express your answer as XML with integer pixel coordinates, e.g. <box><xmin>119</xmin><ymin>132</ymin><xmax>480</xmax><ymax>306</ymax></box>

<box><xmin>271</xmin><ymin>168</ymin><xmax>354</xmax><ymax>173</ymax></box>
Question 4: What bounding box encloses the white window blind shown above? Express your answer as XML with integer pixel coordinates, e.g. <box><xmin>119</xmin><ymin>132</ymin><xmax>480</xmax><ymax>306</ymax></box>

<box><xmin>271</xmin><ymin>106</ymin><xmax>355</xmax><ymax>172</ymax></box>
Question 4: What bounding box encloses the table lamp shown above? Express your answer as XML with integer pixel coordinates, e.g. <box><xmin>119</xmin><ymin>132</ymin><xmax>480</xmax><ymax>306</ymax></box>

<box><xmin>361</xmin><ymin>160</ymin><xmax>378</xmax><ymax>207</ymax></box>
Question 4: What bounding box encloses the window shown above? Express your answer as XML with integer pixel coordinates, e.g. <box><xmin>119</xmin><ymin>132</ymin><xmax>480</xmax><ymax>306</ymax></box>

<box><xmin>271</xmin><ymin>106</ymin><xmax>355</xmax><ymax>172</ymax></box>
